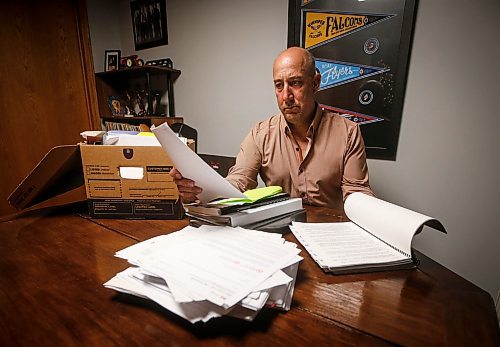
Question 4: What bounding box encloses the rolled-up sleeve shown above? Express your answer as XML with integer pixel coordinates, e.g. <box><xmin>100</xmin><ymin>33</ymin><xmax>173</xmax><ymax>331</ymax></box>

<box><xmin>342</xmin><ymin>124</ymin><xmax>374</xmax><ymax>201</ymax></box>
<box><xmin>225</xmin><ymin>127</ymin><xmax>261</xmax><ymax>192</ymax></box>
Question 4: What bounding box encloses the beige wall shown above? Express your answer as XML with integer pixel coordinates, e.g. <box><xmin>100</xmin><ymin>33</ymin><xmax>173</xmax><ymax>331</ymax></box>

<box><xmin>87</xmin><ymin>0</ymin><xmax>500</xmax><ymax>300</ymax></box>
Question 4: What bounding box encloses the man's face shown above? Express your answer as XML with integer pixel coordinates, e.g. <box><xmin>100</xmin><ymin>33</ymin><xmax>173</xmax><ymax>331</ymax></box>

<box><xmin>273</xmin><ymin>54</ymin><xmax>318</xmax><ymax>126</ymax></box>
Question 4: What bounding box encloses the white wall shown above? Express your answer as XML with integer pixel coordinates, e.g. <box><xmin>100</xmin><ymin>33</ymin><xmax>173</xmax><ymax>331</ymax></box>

<box><xmin>87</xmin><ymin>0</ymin><xmax>122</xmax><ymax>73</ymax></box>
<box><xmin>87</xmin><ymin>0</ymin><xmax>500</xmax><ymax>299</ymax></box>
<box><xmin>88</xmin><ymin>0</ymin><xmax>286</xmax><ymax>152</ymax></box>
<box><xmin>369</xmin><ymin>0</ymin><xmax>500</xmax><ymax>299</ymax></box>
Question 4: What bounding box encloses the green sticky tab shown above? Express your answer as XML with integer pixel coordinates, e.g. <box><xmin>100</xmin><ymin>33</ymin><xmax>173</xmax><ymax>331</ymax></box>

<box><xmin>243</xmin><ymin>186</ymin><xmax>282</xmax><ymax>201</ymax></box>
<box><xmin>217</xmin><ymin>186</ymin><xmax>283</xmax><ymax>205</ymax></box>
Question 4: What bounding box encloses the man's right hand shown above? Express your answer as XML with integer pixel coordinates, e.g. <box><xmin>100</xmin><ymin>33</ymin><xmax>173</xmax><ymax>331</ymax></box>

<box><xmin>169</xmin><ymin>168</ymin><xmax>203</xmax><ymax>203</ymax></box>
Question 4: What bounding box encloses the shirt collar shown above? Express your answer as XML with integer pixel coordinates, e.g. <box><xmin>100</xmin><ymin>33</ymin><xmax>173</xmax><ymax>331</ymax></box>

<box><xmin>281</xmin><ymin>103</ymin><xmax>323</xmax><ymax>137</ymax></box>
<box><xmin>309</xmin><ymin>103</ymin><xmax>323</xmax><ymax>137</ymax></box>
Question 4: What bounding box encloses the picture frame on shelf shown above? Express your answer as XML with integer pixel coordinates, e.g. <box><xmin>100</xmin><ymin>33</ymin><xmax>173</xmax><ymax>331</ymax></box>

<box><xmin>129</xmin><ymin>90</ymin><xmax>148</xmax><ymax>116</ymax></box>
<box><xmin>104</xmin><ymin>50</ymin><xmax>121</xmax><ymax>72</ymax></box>
<box><xmin>131</xmin><ymin>0</ymin><xmax>168</xmax><ymax>51</ymax></box>
<box><xmin>107</xmin><ymin>96</ymin><xmax>128</xmax><ymax>116</ymax></box>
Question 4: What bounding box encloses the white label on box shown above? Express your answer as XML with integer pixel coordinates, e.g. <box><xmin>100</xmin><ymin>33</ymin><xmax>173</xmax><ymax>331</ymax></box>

<box><xmin>119</xmin><ymin>167</ymin><xmax>144</xmax><ymax>179</ymax></box>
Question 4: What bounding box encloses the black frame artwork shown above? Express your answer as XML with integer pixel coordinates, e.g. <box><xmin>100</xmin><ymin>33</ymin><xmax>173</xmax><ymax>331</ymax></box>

<box><xmin>104</xmin><ymin>50</ymin><xmax>121</xmax><ymax>72</ymax></box>
<box><xmin>288</xmin><ymin>0</ymin><xmax>418</xmax><ymax>160</ymax></box>
<box><xmin>131</xmin><ymin>0</ymin><xmax>168</xmax><ymax>51</ymax></box>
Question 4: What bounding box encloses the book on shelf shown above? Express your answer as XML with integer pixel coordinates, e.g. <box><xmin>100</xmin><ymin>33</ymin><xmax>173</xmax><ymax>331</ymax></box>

<box><xmin>187</xmin><ymin>197</ymin><xmax>304</xmax><ymax>228</ymax></box>
<box><xmin>290</xmin><ymin>192</ymin><xmax>446</xmax><ymax>274</ymax></box>
<box><xmin>104</xmin><ymin>121</ymin><xmax>142</xmax><ymax>132</ymax></box>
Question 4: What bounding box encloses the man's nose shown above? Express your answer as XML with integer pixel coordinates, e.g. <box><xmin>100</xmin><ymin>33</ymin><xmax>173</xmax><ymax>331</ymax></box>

<box><xmin>283</xmin><ymin>84</ymin><xmax>293</xmax><ymax>100</ymax></box>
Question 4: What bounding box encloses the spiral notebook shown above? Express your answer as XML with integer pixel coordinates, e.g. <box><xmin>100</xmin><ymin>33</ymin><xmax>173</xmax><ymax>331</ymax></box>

<box><xmin>290</xmin><ymin>193</ymin><xmax>447</xmax><ymax>274</ymax></box>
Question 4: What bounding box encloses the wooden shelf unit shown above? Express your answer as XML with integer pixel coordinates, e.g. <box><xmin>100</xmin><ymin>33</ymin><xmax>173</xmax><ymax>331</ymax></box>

<box><xmin>100</xmin><ymin>116</ymin><xmax>184</xmax><ymax>128</ymax></box>
<box><xmin>95</xmin><ymin>66</ymin><xmax>181</xmax><ymax>122</ymax></box>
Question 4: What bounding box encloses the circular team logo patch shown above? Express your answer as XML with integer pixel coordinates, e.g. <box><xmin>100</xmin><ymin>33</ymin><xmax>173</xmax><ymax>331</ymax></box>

<box><xmin>358</xmin><ymin>90</ymin><xmax>374</xmax><ymax>105</ymax></box>
<box><xmin>364</xmin><ymin>38</ymin><xmax>379</xmax><ymax>55</ymax></box>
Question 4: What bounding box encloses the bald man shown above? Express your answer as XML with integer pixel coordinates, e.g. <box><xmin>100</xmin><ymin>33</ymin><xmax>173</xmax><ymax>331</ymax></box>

<box><xmin>170</xmin><ymin>47</ymin><xmax>373</xmax><ymax>210</ymax></box>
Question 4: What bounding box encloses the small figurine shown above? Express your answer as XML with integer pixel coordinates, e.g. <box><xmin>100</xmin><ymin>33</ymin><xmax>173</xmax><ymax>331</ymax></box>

<box><xmin>120</xmin><ymin>55</ymin><xmax>145</xmax><ymax>69</ymax></box>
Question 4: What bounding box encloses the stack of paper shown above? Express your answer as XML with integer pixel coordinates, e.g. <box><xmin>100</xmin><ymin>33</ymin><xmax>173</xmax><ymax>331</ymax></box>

<box><xmin>104</xmin><ymin>225</ymin><xmax>302</xmax><ymax>323</ymax></box>
<box><xmin>186</xmin><ymin>198</ymin><xmax>304</xmax><ymax>227</ymax></box>
<box><xmin>184</xmin><ymin>192</ymin><xmax>291</xmax><ymax>217</ymax></box>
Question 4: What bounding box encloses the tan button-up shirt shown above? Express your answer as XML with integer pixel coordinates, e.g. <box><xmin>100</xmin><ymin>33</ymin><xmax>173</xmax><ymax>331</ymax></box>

<box><xmin>226</xmin><ymin>106</ymin><xmax>374</xmax><ymax>210</ymax></box>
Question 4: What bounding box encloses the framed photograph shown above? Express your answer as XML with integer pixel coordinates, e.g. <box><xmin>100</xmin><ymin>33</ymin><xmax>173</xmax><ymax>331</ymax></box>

<box><xmin>104</xmin><ymin>50</ymin><xmax>121</xmax><ymax>72</ymax></box>
<box><xmin>108</xmin><ymin>96</ymin><xmax>127</xmax><ymax>116</ymax></box>
<box><xmin>131</xmin><ymin>0</ymin><xmax>168</xmax><ymax>51</ymax></box>
<box><xmin>288</xmin><ymin>0</ymin><xmax>417</xmax><ymax>160</ymax></box>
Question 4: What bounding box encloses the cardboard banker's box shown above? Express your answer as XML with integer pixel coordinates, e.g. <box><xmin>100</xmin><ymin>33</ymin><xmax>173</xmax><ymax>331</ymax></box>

<box><xmin>80</xmin><ymin>145</ymin><xmax>182</xmax><ymax>219</ymax></box>
<box><xmin>9</xmin><ymin>144</ymin><xmax>184</xmax><ymax>219</ymax></box>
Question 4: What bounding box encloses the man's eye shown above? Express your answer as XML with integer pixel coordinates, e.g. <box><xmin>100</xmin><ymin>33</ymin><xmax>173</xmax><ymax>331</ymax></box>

<box><xmin>275</xmin><ymin>83</ymin><xmax>283</xmax><ymax>90</ymax></box>
<box><xmin>290</xmin><ymin>81</ymin><xmax>302</xmax><ymax>86</ymax></box>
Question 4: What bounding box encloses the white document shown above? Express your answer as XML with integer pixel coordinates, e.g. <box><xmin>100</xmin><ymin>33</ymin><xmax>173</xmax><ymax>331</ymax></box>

<box><xmin>104</xmin><ymin>267</ymin><xmax>227</xmax><ymax>323</ymax></box>
<box><xmin>151</xmin><ymin>122</ymin><xmax>245</xmax><ymax>203</ymax></box>
<box><xmin>105</xmin><ymin>225</ymin><xmax>303</xmax><ymax>323</ymax></box>
<box><xmin>140</xmin><ymin>231</ymin><xmax>300</xmax><ymax>308</ymax></box>
<box><xmin>344</xmin><ymin>192</ymin><xmax>446</xmax><ymax>256</ymax></box>
<box><xmin>112</xmin><ymin>133</ymin><xmax>162</xmax><ymax>146</ymax></box>
<box><xmin>291</xmin><ymin>222</ymin><xmax>407</xmax><ymax>268</ymax></box>
<box><xmin>290</xmin><ymin>193</ymin><xmax>446</xmax><ymax>274</ymax></box>
<box><xmin>266</xmin><ymin>260</ymin><xmax>300</xmax><ymax>311</ymax></box>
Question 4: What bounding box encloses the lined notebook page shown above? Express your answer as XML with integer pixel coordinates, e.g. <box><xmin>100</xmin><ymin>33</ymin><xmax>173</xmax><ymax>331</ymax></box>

<box><xmin>290</xmin><ymin>222</ymin><xmax>407</xmax><ymax>268</ymax></box>
<box><xmin>344</xmin><ymin>193</ymin><xmax>443</xmax><ymax>256</ymax></box>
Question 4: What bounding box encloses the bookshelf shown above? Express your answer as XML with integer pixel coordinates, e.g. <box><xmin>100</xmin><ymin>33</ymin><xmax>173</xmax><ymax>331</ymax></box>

<box><xmin>95</xmin><ymin>66</ymin><xmax>182</xmax><ymax>129</ymax></box>
<box><xmin>101</xmin><ymin>116</ymin><xmax>184</xmax><ymax>131</ymax></box>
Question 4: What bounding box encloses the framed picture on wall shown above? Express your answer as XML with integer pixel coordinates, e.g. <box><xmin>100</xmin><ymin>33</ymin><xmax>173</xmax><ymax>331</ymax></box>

<box><xmin>288</xmin><ymin>0</ymin><xmax>417</xmax><ymax>160</ymax></box>
<box><xmin>131</xmin><ymin>0</ymin><xmax>168</xmax><ymax>51</ymax></box>
<box><xmin>104</xmin><ymin>50</ymin><xmax>121</xmax><ymax>72</ymax></box>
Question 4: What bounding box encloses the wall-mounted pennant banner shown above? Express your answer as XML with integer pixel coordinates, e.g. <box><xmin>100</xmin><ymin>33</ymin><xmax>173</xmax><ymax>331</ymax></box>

<box><xmin>302</xmin><ymin>11</ymin><xmax>395</xmax><ymax>49</ymax></box>
<box><xmin>289</xmin><ymin>0</ymin><xmax>418</xmax><ymax>160</ymax></box>
<box><xmin>316</xmin><ymin>58</ymin><xmax>389</xmax><ymax>91</ymax></box>
<box><xmin>320</xmin><ymin>104</ymin><xmax>384</xmax><ymax>126</ymax></box>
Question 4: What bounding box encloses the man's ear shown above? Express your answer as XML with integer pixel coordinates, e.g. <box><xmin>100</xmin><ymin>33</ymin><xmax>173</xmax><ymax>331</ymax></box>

<box><xmin>313</xmin><ymin>72</ymin><xmax>321</xmax><ymax>93</ymax></box>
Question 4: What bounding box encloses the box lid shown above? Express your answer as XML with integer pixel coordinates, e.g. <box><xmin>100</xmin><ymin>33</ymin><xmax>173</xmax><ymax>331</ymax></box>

<box><xmin>8</xmin><ymin>145</ymin><xmax>86</xmax><ymax>210</ymax></box>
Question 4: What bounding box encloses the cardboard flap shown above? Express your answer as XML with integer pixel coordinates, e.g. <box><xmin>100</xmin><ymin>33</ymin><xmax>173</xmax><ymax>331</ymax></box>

<box><xmin>8</xmin><ymin>145</ymin><xmax>84</xmax><ymax>209</ymax></box>
<box><xmin>1</xmin><ymin>185</ymin><xmax>87</xmax><ymax>223</ymax></box>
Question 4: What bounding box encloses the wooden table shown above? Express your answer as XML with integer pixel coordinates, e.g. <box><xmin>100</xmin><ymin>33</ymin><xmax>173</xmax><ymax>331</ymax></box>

<box><xmin>0</xmin><ymin>207</ymin><xmax>498</xmax><ymax>346</ymax></box>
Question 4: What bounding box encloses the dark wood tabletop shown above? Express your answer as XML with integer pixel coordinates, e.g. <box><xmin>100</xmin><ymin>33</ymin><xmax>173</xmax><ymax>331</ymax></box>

<box><xmin>0</xmin><ymin>207</ymin><xmax>498</xmax><ymax>346</ymax></box>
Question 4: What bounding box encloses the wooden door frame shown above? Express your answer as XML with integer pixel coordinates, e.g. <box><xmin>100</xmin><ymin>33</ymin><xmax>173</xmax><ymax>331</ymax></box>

<box><xmin>76</xmin><ymin>0</ymin><xmax>100</xmax><ymax>130</ymax></box>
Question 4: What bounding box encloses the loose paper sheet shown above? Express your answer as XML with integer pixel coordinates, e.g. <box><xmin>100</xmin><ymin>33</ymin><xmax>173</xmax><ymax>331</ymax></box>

<box><xmin>344</xmin><ymin>193</ymin><xmax>446</xmax><ymax>255</ymax></box>
<box><xmin>151</xmin><ymin>123</ymin><xmax>245</xmax><ymax>203</ymax></box>
<box><xmin>105</xmin><ymin>225</ymin><xmax>302</xmax><ymax>323</ymax></box>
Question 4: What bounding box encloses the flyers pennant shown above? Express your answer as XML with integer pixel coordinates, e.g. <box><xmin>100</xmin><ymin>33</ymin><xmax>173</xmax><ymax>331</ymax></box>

<box><xmin>302</xmin><ymin>11</ymin><xmax>395</xmax><ymax>49</ymax></box>
<box><xmin>320</xmin><ymin>104</ymin><xmax>384</xmax><ymax>125</ymax></box>
<box><xmin>316</xmin><ymin>58</ymin><xmax>388</xmax><ymax>91</ymax></box>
